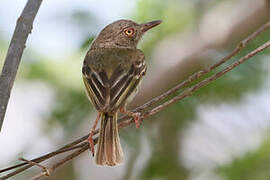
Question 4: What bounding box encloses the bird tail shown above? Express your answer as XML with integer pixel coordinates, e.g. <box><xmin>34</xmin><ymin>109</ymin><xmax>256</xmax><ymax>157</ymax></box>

<box><xmin>95</xmin><ymin>112</ymin><xmax>123</xmax><ymax>166</ymax></box>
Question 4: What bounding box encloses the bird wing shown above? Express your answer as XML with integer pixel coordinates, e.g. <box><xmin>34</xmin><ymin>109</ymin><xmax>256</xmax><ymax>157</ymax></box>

<box><xmin>82</xmin><ymin>48</ymin><xmax>146</xmax><ymax>112</ymax></box>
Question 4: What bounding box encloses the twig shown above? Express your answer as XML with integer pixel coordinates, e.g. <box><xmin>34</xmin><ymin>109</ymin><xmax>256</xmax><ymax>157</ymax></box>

<box><xmin>137</xmin><ymin>41</ymin><xmax>270</xmax><ymax>120</ymax></box>
<box><xmin>0</xmin><ymin>21</ymin><xmax>269</xmax><ymax>180</ymax></box>
<box><xmin>19</xmin><ymin>158</ymin><xmax>51</xmax><ymax>179</ymax></box>
<box><xmin>29</xmin><ymin>172</ymin><xmax>49</xmax><ymax>180</ymax></box>
<box><xmin>0</xmin><ymin>142</ymin><xmax>87</xmax><ymax>179</ymax></box>
<box><xmin>50</xmin><ymin>144</ymin><xmax>89</xmax><ymax>174</ymax></box>
<box><xmin>133</xmin><ymin>21</ymin><xmax>270</xmax><ymax>113</ymax></box>
<box><xmin>19</xmin><ymin>142</ymin><xmax>91</xmax><ymax>180</ymax></box>
<box><xmin>0</xmin><ymin>0</ymin><xmax>43</xmax><ymax>131</ymax></box>
<box><xmin>26</xmin><ymin>144</ymin><xmax>89</xmax><ymax>180</ymax></box>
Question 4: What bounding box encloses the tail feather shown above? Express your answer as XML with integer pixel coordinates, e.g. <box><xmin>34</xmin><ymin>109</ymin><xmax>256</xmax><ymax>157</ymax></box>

<box><xmin>96</xmin><ymin>112</ymin><xmax>123</xmax><ymax>166</ymax></box>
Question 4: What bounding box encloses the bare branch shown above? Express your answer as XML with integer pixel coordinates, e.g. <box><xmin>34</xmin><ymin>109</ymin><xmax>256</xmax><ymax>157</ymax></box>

<box><xmin>0</xmin><ymin>20</ymin><xmax>269</xmax><ymax>180</ymax></box>
<box><xmin>0</xmin><ymin>0</ymin><xmax>43</xmax><ymax>131</ymax></box>
<box><xmin>17</xmin><ymin>144</ymin><xmax>89</xmax><ymax>180</ymax></box>
<box><xmin>123</xmin><ymin>21</ymin><xmax>270</xmax><ymax>116</ymax></box>
<box><xmin>138</xmin><ymin>40</ymin><xmax>270</xmax><ymax>120</ymax></box>
<box><xmin>19</xmin><ymin>158</ymin><xmax>51</xmax><ymax>180</ymax></box>
<box><xmin>30</xmin><ymin>144</ymin><xmax>90</xmax><ymax>180</ymax></box>
<box><xmin>0</xmin><ymin>142</ymin><xmax>88</xmax><ymax>178</ymax></box>
<box><xmin>0</xmin><ymin>142</ymin><xmax>93</xmax><ymax>179</ymax></box>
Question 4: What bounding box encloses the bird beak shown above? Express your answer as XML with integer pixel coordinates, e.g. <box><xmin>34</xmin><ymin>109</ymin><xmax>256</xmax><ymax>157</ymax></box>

<box><xmin>140</xmin><ymin>20</ymin><xmax>162</xmax><ymax>32</ymax></box>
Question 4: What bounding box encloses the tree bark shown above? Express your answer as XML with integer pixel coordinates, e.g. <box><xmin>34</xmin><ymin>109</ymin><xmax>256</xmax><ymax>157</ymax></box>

<box><xmin>0</xmin><ymin>0</ymin><xmax>43</xmax><ymax>131</ymax></box>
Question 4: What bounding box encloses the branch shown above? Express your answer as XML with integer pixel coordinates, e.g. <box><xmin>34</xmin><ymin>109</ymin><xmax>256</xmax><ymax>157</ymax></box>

<box><xmin>137</xmin><ymin>40</ymin><xmax>270</xmax><ymax>120</ymax></box>
<box><xmin>0</xmin><ymin>21</ymin><xmax>269</xmax><ymax>180</ymax></box>
<box><xmin>24</xmin><ymin>144</ymin><xmax>90</xmax><ymax>180</ymax></box>
<box><xmin>0</xmin><ymin>142</ymin><xmax>88</xmax><ymax>176</ymax></box>
<box><xmin>136</xmin><ymin>0</ymin><xmax>270</xmax><ymax>106</ymax></box>
<box><xmin>121</xmin><ymin>20</ymin><xmax>270</xmax><ymax>118</ymax></box>
<box><xmin>0</xmin><ymin>0</ymin><xmax>43</xmax><ymax>131</ymax></box>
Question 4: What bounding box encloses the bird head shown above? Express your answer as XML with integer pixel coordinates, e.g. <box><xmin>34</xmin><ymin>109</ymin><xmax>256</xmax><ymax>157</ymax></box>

<box><xmin>91</xmin><ymin>19</ymin><xmax>162</xmax><ymax>49</ymax></box>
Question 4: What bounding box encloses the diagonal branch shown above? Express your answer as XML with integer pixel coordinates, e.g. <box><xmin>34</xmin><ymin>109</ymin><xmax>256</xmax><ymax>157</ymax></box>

<box><xmin>0</xmin><ymin>142</ymin><xmax>88</xmax><ymax>177</ymax></box>
<box><xmin>26</xmin><ymin>144</ymin><xmax>90</xmax><ymax>180</ymax></box>
<box><xmin>137</xmin><ymin>40</ymin><xmax>270</xmax><ymax>120</ymax></box>
<box><xmin>133</xmin><ymin>21</ymin><xmax>270</xmax><ymax>113</ymax></box>
<box><xmin>0</xmin><ymin>0</ymin><xmax>43</xmax><ymax>131</ymax></box>
<box><xmin>0</xmin><ymin>21</ymin><xmax>269</xmax><ymax>180</ymax></box>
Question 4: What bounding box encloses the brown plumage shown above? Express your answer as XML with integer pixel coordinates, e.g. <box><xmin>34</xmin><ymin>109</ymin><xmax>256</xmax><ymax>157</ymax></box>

<box><xmin>82</xmin><ymin>19</ymin><xmax>161</xmax><ymax>166</ymax></box>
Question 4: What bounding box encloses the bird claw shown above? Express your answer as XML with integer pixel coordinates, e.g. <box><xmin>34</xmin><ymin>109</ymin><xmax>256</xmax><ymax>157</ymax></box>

<box><xmin>88</xmin><ymin>133</ymin><xmax>95</xmax><ymax>157</ymax></box>
<box><xmin>133</xmin><ymin>112</ymin><xmax>142</xmax><ymax>128</ymax></box>
<box><xmin>87</xmin><ymin>112</ymin><xmax>102</xmax><ymax>157</ymax></box>
<box><xmin>120</xmin><ymin>108</ymin><xmax>142</xmax><ymax>128</ymax></box>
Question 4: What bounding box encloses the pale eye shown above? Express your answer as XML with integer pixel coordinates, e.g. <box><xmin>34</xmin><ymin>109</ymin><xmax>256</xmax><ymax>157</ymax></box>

<box><xmin>124</xmin><ymin>28</ymin><xmax>135</xmax><ymax>37</ymax></box>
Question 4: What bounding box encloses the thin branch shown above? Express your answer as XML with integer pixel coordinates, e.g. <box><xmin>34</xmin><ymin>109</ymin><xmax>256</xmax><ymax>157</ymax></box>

<box><xmin>19</xmin><ymin>158</ymin><xmax>50</xmax><ymax>179</ymax></box>
<box><xmin>138</xmin><ymin>41</ymin><xmax>270</xmax><ymax>120</ymax></box>
<box><xmin>0</xmin><ymin>21</ymin><xmax>269</xmax><ymax>180</ymax></box>
<box><xmin>0</xmin><ymin>0</ymin><xmax>43</xmax><ymax>131</ymax></box>
<box><xmin>50</xmin><ymin>144</ymin><xmax>89</xmax><ymax>173</ymax></box>
<box><xmin>21</xmin><ymin>144</ymin><xmax>90</xmax><ymax>180</ymax></box>
<box><xmin>0</xmin><ymin>142</ymin><xmax>87</xmax><ymax>178</ymax></box>
<box><xmin>133</xmin><ymin>21</ymin><xmax>270</xmax><ymax>113</ymax></box>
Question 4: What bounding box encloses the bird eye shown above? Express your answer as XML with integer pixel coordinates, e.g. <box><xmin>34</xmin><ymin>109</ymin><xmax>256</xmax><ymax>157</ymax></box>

<box><xmin>124</xmin><ymin>28</ymin><xmax>135</xmax><ymax>37</ymax></box>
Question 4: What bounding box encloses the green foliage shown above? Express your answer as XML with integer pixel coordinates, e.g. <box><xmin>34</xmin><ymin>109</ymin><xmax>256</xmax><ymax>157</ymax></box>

<box><xmin>195</xmin><ymin>56</ymin><xmax>267</xmax><ymax>103</ymax></box>
<box><xmin>194</xmin><ymin>29</ymin><xmax>270</xmax><ymax>102</ymax></box>
<box><xmin>80</xmin><ymin>36</ymin><xmax>95</xmax><ymax>50</ymax></box>
<box><xmin>141</xmin><ymin>153</ymin><xmax>188</xmax><ymax>180</ymax></box>
<box><xmin>53</xmin><ymin>9</ymin><xmax>99</xmax><ymax>51</ymax></box>
<box><xmin>69</xmin><ymin>10</ymin><xmax>95</xmax><ymax>27</ymax></box>
<box><xmin>138</xmin><ymin>97</ymin><xmax>195</xmax><ymax>179</ymax></box>
<box><xmin>49</xmin><ymin>88</ymin><xmax>90</xmax><ymax>131</ymax></box>
<box><xmin>218</xmin><ymin>134</ymin><xmax>270</xmax><ymax>180</ymax></box>
<box><xmin>24</xmin><ymin>56</ymin><xmax>91</xmax><ymax>132</ymax></box>
<box><xmin>65</xmin><ymin>10</ymin><xmax>98</xmax><ymax>50</ymax></box>
<box><xmin>135</xmin><ymin>7</ymin><xmax>270</xmax><ymax>179</ymax></box>
<box><xmin>134</xmin><ymin>0</ymin><xmax>195</xmax><ymax>54</ymax></box>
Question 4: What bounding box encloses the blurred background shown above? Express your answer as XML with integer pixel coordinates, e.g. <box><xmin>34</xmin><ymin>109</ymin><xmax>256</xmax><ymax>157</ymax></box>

<box><xmin>0</xmin><ymin>0</ymin><xmax>270</xmax><ymax>179</ymax></box>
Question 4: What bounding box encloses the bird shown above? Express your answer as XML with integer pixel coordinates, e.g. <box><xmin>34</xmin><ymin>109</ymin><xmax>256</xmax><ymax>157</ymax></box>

<box><xmin>82</xmin><ymin>19</ymin><xmax>162</xmax><ymax>166</ymax></box>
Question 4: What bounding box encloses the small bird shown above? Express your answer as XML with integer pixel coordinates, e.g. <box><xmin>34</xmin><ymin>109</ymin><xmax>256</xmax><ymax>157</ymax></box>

<box><xmin>82</xmin><ymin>19</ymin><xmax>162</xmax><ymax>166</ymax></box>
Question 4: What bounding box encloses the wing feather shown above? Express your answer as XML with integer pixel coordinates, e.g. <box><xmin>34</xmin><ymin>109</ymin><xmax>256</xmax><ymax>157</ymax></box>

<box><xmin>82</xmin><ymin>48</ymin><xmax>146</xmax><ymax>112</ymax></box>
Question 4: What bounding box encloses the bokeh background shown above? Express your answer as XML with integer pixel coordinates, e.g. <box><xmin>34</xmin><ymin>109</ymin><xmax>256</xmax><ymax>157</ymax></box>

<box><xmin>1</xmin><ymin>0</ymin><xmax>270</xmax><ymax>179</ymax></box>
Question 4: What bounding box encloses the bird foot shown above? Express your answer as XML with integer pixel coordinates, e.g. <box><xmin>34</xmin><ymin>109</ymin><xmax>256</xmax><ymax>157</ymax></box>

<box><xmin>88</xmin><ymin>132</ymin><xmax>95</xmax><ymax>157</ymax></box>
<box><xmin>88</xmin><ymin>112</ymin><xmax>102</xmax><ymax>157</ymax></box>
<box><xmin>120</xmin><ymin>108</ymin><xmax>142</xmax><ymax>128</ymax></box>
